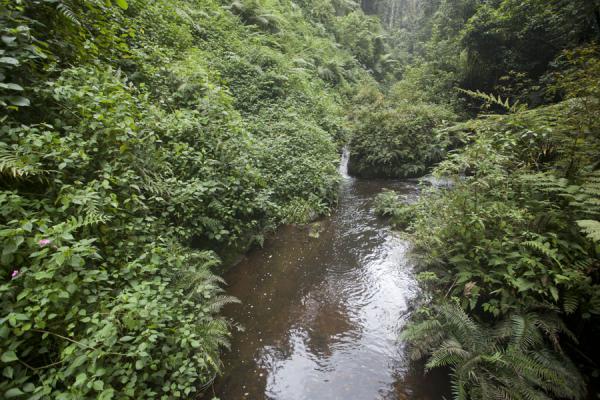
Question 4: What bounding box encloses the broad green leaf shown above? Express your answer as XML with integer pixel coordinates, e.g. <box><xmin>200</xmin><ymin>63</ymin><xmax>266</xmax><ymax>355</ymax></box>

<box><xmin>98</xmin><ymin>389</ymin><xmax>115</xmax><ymax>400</ymax></box>
<box><xmin>0</xmin><ymin>57</ymin><xmax>19</xmax><ymax>65</ymax></box>
<box><xmin>5</xmin><ymin>388</ymin><xmax>25</xmax><ymax>398</ymax></box>
<box><xmin>115</xmin><ymin>0</ymin><xmax>128</xmax><ymax>9</ymax></box>
<box><xmin>8</xmin><ymin>96</ymin><xmax>30</xmax><ymax>107</ymax></box>
<box><xmin>0</xmin><ymin>82</ymin><xmax>23</xmax><ymax>91</ymax></box>
<box><xmin>74</xmin><ymin>372</ymin><xmax>87</xmax><ymax>387</ymax></box>
<box><xmin>1</xmin><ymin>351</ymin><xmax>18</xmax><ymax>363</ymax></box>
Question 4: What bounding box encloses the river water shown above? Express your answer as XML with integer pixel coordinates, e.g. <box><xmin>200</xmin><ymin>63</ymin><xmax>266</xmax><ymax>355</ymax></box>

<box><xmin>213</xmin><ymin>151</ymin><xmax>448</xmax><ymax>399</ymax></box>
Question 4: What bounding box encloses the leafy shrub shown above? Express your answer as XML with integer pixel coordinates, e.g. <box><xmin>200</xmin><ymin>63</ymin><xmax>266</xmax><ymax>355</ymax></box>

<box><xmin>249</xmin><ymin>114</ymin><xmax>340</xmax><ymax>223</ymax></box>
<box><xmin>0</xmin><ymin>66</ymin><xmax>239</xmax><ymax>399</ymax></box>
<box><xmin>348</xmin><ymin>84</ymin><xmax>456</xmax><ymax>178</ymax></box>
<box><xmin>373</xmin><ymin>190</ymin><xmax>416</xmax><ymax>229</ymax></box>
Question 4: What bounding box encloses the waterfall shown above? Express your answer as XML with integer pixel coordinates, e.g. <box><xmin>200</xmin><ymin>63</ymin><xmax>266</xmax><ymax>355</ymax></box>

<box><xmin>339</xmin><ymin>147</ymin><xmax>351</xmax><ymax>179</ymax></box>
<box><xmin>388</xmin><ymin>0</ymin><xmax>397</xmax><ymax>29</ymax></box>
<box><xmin>383</xmin><ymin>0</ymin><xmax>422</xmax><ymax>31</ymax></box>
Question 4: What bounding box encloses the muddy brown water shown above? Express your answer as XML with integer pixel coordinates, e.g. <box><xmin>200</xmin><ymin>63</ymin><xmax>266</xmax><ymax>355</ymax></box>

<box><xmin>213</xmin><ymin>152</ymin><xmax>449</xmax><ymax>400</ymax></box>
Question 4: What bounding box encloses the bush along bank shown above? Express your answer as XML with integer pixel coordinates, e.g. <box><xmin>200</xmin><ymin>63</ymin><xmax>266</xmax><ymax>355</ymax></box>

<box><xmin>347</xmin><ymin>82</ymin><xmax>458</xmax><ymax>178</ymax></box>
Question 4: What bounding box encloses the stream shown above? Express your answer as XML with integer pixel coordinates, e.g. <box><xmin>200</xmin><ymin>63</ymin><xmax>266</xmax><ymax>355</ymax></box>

<box><xmin>213</xmin><ymin>151</ymin><xmax>449</xmax><ymax>399</ymax></box>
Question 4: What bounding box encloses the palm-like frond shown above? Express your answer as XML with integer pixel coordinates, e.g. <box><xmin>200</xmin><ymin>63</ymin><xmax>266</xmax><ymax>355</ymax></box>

<box><xmin>402</xmin><ymin>304</ymin><xmax>586</xmax><ymax>400</ymax></box>
<box><xmin>426</xmin><ymin>338</ymin><xmax>470</xmax><ymax>369</ymax></box>
<box><xmin>457</xmin><ymin>88</ymin><xmax>527</xmax><ymax>113</ymax></box>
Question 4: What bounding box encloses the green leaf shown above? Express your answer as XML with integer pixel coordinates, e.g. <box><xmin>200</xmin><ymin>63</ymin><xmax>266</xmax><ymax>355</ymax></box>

<box><xmin>115</xmin><ymin>0</ymin><xmax>128</xmax><ymax>10</ymax></box>
<box><xmin>2</xmin><ymin>366</ymin><xmax>14</xmax><ymax>379</ymax></box>
<box><xmin>1</xmin><ymin>36</ymin><xmax>16</xmax><ymax>44</ymax></box>
<box><xmin>0</xmin><ymin>83</ymin><xmax>23</xmax><ymax>91</ymax></box>
<box><xmin>549</xmin><ymin>286</ymin><xmax>559</xmax><ymax>302</ymax></box>
<box><xmin>0</xmin><ymin>57</ymin><xmax>19</xmax><ymax>66</ymax></box>
<box><xmin>98</xmin><ymin>389</ymin><xmax>115</xmax><ymax>400</ymax></box>
<box><xmin>5</xmin><ymin>388</ymin><xmax>24</xmax><ymax>398</ymax></box>
<box><xmin>70</xmin><ymin>354</ymin><xmax>88</xmax><ymax>370</ymax></box>
<box><xmin>1</xmin><ymin>351</ymin><xmax>18</xmax><ymax>363</ymax></box>
<box><xmin>514</xmin><ymin>278</ymin><xmax>534</xmax><ymax>292</ymax></box>
<box><xmin>74</xmin><ymin>372</ymin><xmax>87</xmax><ymax>387</ymax></box>
<box><xmin>7</xmin><ymin>96</ymin><xmax>30</xmax><ymax>107</ymax></box>
<box><xmin>93</xmin><ymin>380</ymin><xmax>104</xmax><ymax>391</ymax></box>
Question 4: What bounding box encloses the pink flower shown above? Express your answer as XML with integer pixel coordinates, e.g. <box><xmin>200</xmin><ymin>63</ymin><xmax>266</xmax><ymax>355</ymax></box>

<box><xmin>11</xmin><ymin>270</ymin><xmax>19</xmax><ymax>279</ymax></box>
<box><xmin>38</xmin><ymin>239</ymin><xmax>51</xmax><ymax>247</ymax></box>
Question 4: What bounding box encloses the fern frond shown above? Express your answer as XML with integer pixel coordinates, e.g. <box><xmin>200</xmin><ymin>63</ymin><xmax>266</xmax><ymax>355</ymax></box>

<box><xmin>450</xmin><ymin>371</ymin><xmax>469</xmax><ymax>400</ymax></box>
<box><xmin>533</xmin><ymin>312</ymin><xmax>577</xmax><ymax>348</ymax></box>
<box><xmin>438</xmin><ymin>303</ymin><xmax>484</xmax><ymax>346</ymax></box>
<box><xmin>509</xmin><ymin>314</ymin><xmax>542</xmax><ymax>350</ymax></box>
<box><xmin>0</xmin><ymin>148</ymin><xmax>44</xmax><ymax>178</ymax></box>
<box><xmin>576</xmin><ymin>220</ymin><xmax>600</xmax><ymax>242</ymax></box>
<box><xmin>400</xmin><ymin>319</ymin><xmax>444</xmax><ymax>360</ymax></box>
<box><xmin>317</xmin><ymin>66</ymin><xmax>336</xmax><ymax>81</ymax></box>
<box><xmin>572</xmin><ymin>258</ymin><xmax>591</xmax><ymax>271</ymax></box>
<box><xmin>56</xmin><ymin>2</ymin><xmax>81</xmax><ymax>26</ymax></box>
<box><xmin>425</xmin><ymin>338</ymin><xmax>469</xmax><ymax>369</ymax></box>
<box><xmin>457</xmin><ymin>88</ymin><xmax>526</xmax><ymax>113</ymax></box>
<box><xmin>521</xmin><ymin>240</ymin><xmax>560</xmax><ymax>264</ymax></box>
<box><xmin>205</xmin><ymin>295</ymin><xmax>240</xmax><ymax>314</ymax></box>
<box><xmin>405</xmin><ymin>306</ymin><xmax>585</xmax><ymax>400</ymax></box>
<box><xmin>496</xmin><ymin>374</ymin><xmax>552</xmax><ymax>400</ymax></box>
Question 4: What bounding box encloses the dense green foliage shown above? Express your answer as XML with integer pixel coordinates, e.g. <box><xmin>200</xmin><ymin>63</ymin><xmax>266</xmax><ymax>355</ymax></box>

<box><xmin>3</xmin><ymin>0</ymin><xmax>599</xmax><ymax>397</ymax></box>
<box><xmin>351</xmin><ymin>0</ymin><xmax>600</xmax><ymax>177</ymax></box>
<box><xmin>401</xmin><ymin>304</ymin><xmax>586</xmax><ymax>399</ymax></box>
<box><xmin>0</xmin><ymin>0</ymin><xmax>392</xmax><ymax>398</ymax></box>
<box><xmin>348</xmin><ymin>82</ymin><xmax>456</xmax><ymax>177</ymax></box>
<box><xmin>368</xmin><ymin>1</ymin><xmax>600</xmax><ymax>398</ymax></box>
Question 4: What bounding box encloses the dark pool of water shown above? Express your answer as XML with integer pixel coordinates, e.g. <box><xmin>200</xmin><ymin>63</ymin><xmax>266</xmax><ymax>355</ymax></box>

<box><xmin>213</xmin><ymin>155</ymin><xmax>449</xmax><ymax>400</ymax></box>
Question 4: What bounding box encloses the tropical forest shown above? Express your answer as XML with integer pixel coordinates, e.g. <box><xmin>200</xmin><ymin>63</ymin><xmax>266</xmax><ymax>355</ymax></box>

<box><xmin>1</xmin><ymin>0</ymin><xmax>599</xmax><ymax>399</ymax></box>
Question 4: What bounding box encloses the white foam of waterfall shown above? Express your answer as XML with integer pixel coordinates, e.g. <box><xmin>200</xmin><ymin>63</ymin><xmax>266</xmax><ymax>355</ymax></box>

<box><xmin>339</xmin><ymin>147</ymin><xmax>351</xmax><ymax>179</ymax></box>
